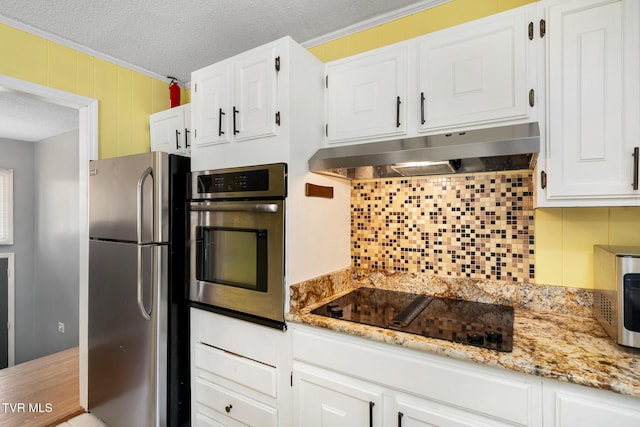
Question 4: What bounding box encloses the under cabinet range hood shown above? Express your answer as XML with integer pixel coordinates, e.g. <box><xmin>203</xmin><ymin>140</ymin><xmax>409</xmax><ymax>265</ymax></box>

<box><xmin>308</xmin><ymin>122</ymin><xmax>540</xmax><ymax>179</ymax></box>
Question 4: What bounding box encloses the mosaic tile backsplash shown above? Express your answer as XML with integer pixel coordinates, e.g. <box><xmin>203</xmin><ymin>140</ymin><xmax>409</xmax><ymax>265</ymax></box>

<box><xmin>351</xmin><ymin>171</ymin><xmax>535</xmax><ymax>282</ymax></box>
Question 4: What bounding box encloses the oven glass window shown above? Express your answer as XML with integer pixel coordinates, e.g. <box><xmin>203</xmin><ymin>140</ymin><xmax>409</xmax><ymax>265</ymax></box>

<box><xmin>196</xmin><ymin>227</ymin><xmax>268</xmax><ymax>292</ymax></box>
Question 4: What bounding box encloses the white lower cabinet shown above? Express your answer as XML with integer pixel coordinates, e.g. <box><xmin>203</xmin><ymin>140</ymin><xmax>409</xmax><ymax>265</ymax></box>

<box><xmin>291</xmin><ymin>324</ymin><xmax>542</xmax><ymax>427</ymax></box>
<box><xmin>190</xmin><ymin>308</ymin><xmax>291</xmax><ymax>426</ymax></box>
<box><xmin>542</xmin><ymin>379</ymin><xmax>640</xmax><ymax>427</ymax></box>
<box><xmin>293</xmin><ymin>363</ymin><xmax>383</xmax><ymax>426</ymax></box>
<box><xmin>394</xmin><ymin>393</ymin><xmax>516</xmax><ymax>427</ymax></box>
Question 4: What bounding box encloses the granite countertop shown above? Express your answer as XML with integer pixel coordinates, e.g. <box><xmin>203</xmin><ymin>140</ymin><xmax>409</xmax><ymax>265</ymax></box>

<box><xmin>286</xmin><ymin>268</ymin><xmax>640</xmax><ymax>398</ymax></box>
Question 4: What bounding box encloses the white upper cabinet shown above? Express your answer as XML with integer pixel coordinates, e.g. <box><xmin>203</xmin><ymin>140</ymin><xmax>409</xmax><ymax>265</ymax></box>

<box><xmin>234</xmin><ymin>47</ymin><xmax>278</xmax><ymax>142</ymax></box>
<box><xmin>541</xmin><ymin>0</ymin><xmax>640</xmax><ymax>206</ymax></box>
<box><xmin>323</xmin><ymin>5</ymin><xmax>538</xmax><ymax>146</ymax></box>
<box><xmin>325</xmin><ymin>44</ymin><xmax>407</xmax><ymax>144</ymax></box>
<box><xmin>191</xmin><ymin>64</ymin><xmax>231</xmax><ymax>146</ymax></box>
<box><xmin>417</xmin><ymin>9</ymin><xmax>531</xmax><ymax>132</ymax></box>
<box><xmin>150</xmin><ymin>103</ymin><xmax>191</xmax><ymax>156</ymax></box>
<box><xmin>190</xmin><ymin>36</ymin><xmax>325</xmax><ymax>172</ymax></box>
<box><xmin>192</xmin><ymin>46</ymin><xmax>277</xmax><ymax>148</ymax></box>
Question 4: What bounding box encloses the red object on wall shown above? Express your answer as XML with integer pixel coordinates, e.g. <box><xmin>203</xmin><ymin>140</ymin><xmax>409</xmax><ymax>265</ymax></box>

<box><xmin>169</xmin><ymin>77</ymin><xmax>180</xmax><ymax>108</ymax></box>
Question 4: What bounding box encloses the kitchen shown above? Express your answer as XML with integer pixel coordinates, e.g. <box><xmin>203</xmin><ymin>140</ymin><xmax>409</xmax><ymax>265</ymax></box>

<box><xmin>1</xmin><ymin>0</ymin><xmax>640</xmax><ymax>426</ymax></box>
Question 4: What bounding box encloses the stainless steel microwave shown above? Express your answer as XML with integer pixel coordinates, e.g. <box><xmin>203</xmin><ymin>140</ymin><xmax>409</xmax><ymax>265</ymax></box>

<box><xmin>188</xmin><ymin>163</ymin><xmax>287</xmax><ymax>329</ymax></box>
<box><xmin>594</xmin><ymin>245</ymin><xmax>640</xmax><ymax>348</ymax></box>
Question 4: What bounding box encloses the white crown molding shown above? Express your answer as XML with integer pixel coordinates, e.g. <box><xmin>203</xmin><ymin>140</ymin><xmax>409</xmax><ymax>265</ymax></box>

<box><xmin>0</xmin><ymin>14</ymin><xmax>171</xmax><ymax>84</ymax></box>
<box><xmin>301</xmin><ymin>0</ymin><xmax>452</xmax><ymax>48</ymax></box>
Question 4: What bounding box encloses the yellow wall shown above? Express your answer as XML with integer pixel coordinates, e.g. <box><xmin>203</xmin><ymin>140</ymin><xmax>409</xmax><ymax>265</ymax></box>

<box><xmin>308</xmin><ymin>0</ymin><xmax>640</xmax><ymax>289</ymax></box>
<box><xmin>0</xmin><ymin>22</ymin><xmax>172</xmax><ymax>159</ymax></box>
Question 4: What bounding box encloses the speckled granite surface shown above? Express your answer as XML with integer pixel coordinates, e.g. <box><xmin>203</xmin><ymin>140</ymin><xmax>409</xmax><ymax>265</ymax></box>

<box><xmin>287</xmin><ymin>268</ymin><xmax>640</xmax><ymax>398</ymax></box>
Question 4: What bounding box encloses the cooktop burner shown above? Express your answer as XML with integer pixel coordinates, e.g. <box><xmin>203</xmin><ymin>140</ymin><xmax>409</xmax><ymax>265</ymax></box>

<box><xmin>311</xmin><ymin>288</ymin><xmax>514</xmax><ymax>352</ymax></box>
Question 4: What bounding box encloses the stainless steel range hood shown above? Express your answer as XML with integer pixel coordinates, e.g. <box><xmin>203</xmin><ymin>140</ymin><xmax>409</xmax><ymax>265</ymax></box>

<box><xmin>309</xmin><ymin>122</ymin><xmax>540</xmax><ymax>179</ymax></box>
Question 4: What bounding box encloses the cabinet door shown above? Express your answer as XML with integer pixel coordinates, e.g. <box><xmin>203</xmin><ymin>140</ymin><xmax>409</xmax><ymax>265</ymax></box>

<box><xmin>150</xmin><ymin>106</ymin><xmax>186</xmax><ymax>154</ymax></box>
<box><xmin>418</xmin><ymin>10</ymin><xmax>529</xmax><ymax>132</ymax></box>
<box><xmin>326</xmin><ymin>45</ymin><xmax>407</xmax><ymax>143</ymax></box>
<box><xmin>395</xmin><ymin>395</ymin><xmax>516</xmax><ymax>427</ymax></box>
<box><xmin>546</xmin><ymin>0</ymin><xmax>640</xmax><ymax>200</ymax></box>
<box><xmin>543</xmin><ymin>379</ymin><xmax>640</xmax><ymax>427</ymax></box>
<box><xmin>233</xmin><ymin>47</ymin><xmax>278</xmax><ymax>142</ymax></box>
<box><xmin>293</xmin><ymin>363</ymin><xmax>383</xmax><ymax>427</ymax></box>
<box><xmin>192</xmin><ymin>63</ymin><xmax>232</xmax><ymax>146</ymax></box>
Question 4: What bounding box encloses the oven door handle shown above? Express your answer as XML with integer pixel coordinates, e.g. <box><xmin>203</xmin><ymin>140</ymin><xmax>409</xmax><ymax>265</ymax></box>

<box><xmin>190</xmin><ymin>202</ymin><xmax>280</xmax><ymax>213</ymax></box>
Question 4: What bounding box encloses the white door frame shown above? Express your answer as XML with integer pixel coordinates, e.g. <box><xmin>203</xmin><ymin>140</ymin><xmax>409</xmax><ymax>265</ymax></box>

<box><xmin>0</xmin><ymin>253</ymin><xmax>15</xmax><ymax>367</ymax></box>
<box><xmin>0</xmin><ymin>74</ymin><xmax>98</xmax><ymax>409</ymax></box>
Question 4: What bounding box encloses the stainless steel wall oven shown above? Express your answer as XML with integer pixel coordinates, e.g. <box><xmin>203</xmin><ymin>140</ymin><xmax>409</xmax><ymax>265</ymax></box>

<box><xmin>189</xmin><ymin>163</ymin><xmax>287</xmax><ymax>329</ymax></box>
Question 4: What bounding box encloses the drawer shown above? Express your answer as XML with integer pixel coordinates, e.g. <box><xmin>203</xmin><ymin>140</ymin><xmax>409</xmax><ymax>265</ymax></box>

<box><xmin>195</xmin><ymin>342</ymin><xmax>278</xmax><ymax>398</ymax></box>
<box><xmin>192</xmin><ymin>308</ymin><xmax>284</xmax><ymax>366</ymax></box>
<box><xmin>193</xmin><ymin>412</ymin><xmax>225</xmax><ymax>427</ymax></box>
<box><xmin>195</xmin><ymin>377</ymin><xmax>278</xmax><ymax>427</ymax></box>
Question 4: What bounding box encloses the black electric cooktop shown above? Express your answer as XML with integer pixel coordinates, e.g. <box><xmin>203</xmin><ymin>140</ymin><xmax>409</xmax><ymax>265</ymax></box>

<box><xmin>312</xmin><ymin>288</ymin><xmax>514</xmax><ymax>352</ymax></box>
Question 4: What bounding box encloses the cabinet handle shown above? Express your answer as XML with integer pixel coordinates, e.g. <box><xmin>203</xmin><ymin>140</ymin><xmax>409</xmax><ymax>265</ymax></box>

<box><xmin>233</xmin><ymin>106</ymin><xmax>239</xmax><ymax>135</ymax></box>
<box><xmin>398</xmin><ymin>412</ymin><xmax>404</xmax><ymax>427</ymax></box>
<box><xmin>184</xmin><ymin>128</ymin><xmax>190</xmax><ymax>148</ymax></box>
<box><xmin>369</xmin><ymin>401</ymin><xmax>375</xmax><ymax>427</ymax></box>
<box><xmin>218</xmin><ymin>108</ymin><xmax>225</xmax><ymax>136</ymax></box>
<box><xmin>225</xmin><ymin>404</ymin><xmax>232</xmax><ymax>413</ymax></box>
<box><xmin>396</xmin><ymin>96</ymin><xmax>401</xmax><ymax>128</ymax></box>
<box><xmin>633</xmin><ymin>147</ymin><xmax>639</xmax><ymax>190</ymax></box>
<box><xmin>175</xmin><ymin>129</ymin><xmax>181</xmax><ymax>149</ymax></box>
<box><xmin>420</xmin><ymin>92</ymin><xmax>426</xmax><ymax>125</ymax></box>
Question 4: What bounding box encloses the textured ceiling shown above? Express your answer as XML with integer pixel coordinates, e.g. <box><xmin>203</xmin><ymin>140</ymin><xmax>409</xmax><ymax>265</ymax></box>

<box><xmin>0</xmin><ymin>0</ymin><xmax>448</xmax><ymax>141</ymax></box>
<box><xmin>0</xmin><ymin>90</ymin><xmax>78</xmax><ymax>142</ymax></box>
<box><xmin>0</xmin><ymin>0</ymin><xmax>445</xmax><ymax>84</ymax></box>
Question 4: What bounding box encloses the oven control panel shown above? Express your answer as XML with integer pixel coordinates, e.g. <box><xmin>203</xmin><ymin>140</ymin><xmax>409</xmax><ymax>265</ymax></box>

<box><xmin>197</xmin><ymin>169</ymin><xmax>269</xmax><ymax>193</ymax></box>
<box><xmin>191</xmin><ymin>163</ymin><xmax>287</xmax><ymax>199</ymax></box>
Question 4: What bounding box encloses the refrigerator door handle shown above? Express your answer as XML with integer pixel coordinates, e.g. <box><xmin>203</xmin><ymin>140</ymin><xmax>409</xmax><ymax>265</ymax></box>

<box><xmin>137</xmin><ymin>166</ymin><xmax>154</xmax><ymax>244</ymax></box>
<box><xmin>137</xmin><ymin>246</ymin><xmax>152</xmax><ymax>320</ymax></box>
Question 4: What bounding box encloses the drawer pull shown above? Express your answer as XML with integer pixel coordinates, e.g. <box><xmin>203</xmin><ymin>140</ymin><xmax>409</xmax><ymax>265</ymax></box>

<box><xmin>632</xmin><ymin>147</ymin><xmax>639</xmax><ymax>190</ymax></box>
<box><xmin>225</xmin><ymin>404</ymin><xmax>233</xmax><ymax>413</ymax></box>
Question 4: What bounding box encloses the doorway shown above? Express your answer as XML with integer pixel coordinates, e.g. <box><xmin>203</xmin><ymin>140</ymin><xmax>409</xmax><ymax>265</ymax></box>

<box><xmin>0</xmin><ymin>74</ymin><xmax>98</xmax><ymax>409</ymax></box>
<box><xmin>0</xmin><ymin>253</ymin><xmax>14</xmax><ymax>369</ymax></box>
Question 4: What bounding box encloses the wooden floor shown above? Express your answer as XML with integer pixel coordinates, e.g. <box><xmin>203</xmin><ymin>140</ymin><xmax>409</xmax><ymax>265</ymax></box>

<box><xmin>0</xmin><ymin>347</ymin><xmax>84</xmax><ymax>427</ymax></box>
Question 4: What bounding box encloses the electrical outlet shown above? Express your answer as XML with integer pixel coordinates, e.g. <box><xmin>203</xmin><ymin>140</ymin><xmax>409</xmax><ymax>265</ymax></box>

<box><xmin>58</xmin><ymin>322</ymin><xmax>65</xmax><ymax>333</ymax></box>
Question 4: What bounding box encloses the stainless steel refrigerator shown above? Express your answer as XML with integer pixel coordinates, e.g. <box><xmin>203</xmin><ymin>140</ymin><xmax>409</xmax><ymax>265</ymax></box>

<box><xmin>88</xmin><ymin>152</ymin><xmax>190</xmax><ymax>427</ymax></box>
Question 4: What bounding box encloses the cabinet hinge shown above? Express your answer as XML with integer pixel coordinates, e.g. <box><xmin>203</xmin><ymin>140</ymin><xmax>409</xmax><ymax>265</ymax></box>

<box><xmin>194</xmin><ymin>129</ymin><xmax>197</xmax><ymax>139</ymax></box>
<box><xmin>541</xmin><ymin>170</ymin><xmax>547</xmax><ymax>189</ymax></box>
<box><xmin>528</xmin><ymin>21</ymin><xmax>534</xmax><ymax>40</ymax></box>
<box><xmin>325</xmin><ymin>75</ymin><xmax>328</xmax><ymax>89</ymax></box>
<box><xmin>194</xmin><ymin>83</ymin><xmax>197</xmax><ymax>93</ymax></box>
<box><xmin>275</xmin><ymin>111</ymin><xmax>281</xmax><ymax>126</ymax></box>
<box><xmin>275</xmin><ymin>56</ymin><xmax>280</xmax><ymax>72</ymax></box>
<box><xmin>290</xmin><ymin>372</ymin><xmax>293</xmax><ymax>387</ymax></box>
<box><xmin>540</xmin><ymin>19</ymin><xmax>546</xmax><ymax>38</ymax></box>
<box><xmin>529</xmin><ymin>89</ymin><xmax>535</xmax><ymax>107</ymax></box>
<box><xmin>325</xmin><ymin>124</ymin><xmax>328</xmax><ymax>137</ymax></box>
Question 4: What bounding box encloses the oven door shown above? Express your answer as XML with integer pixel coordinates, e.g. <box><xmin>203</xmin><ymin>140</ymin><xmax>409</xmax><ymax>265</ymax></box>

<box><xmin>189</xmin><ymin>199</ymin><xmax>285</xmax><ymax>325</ymax></box>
